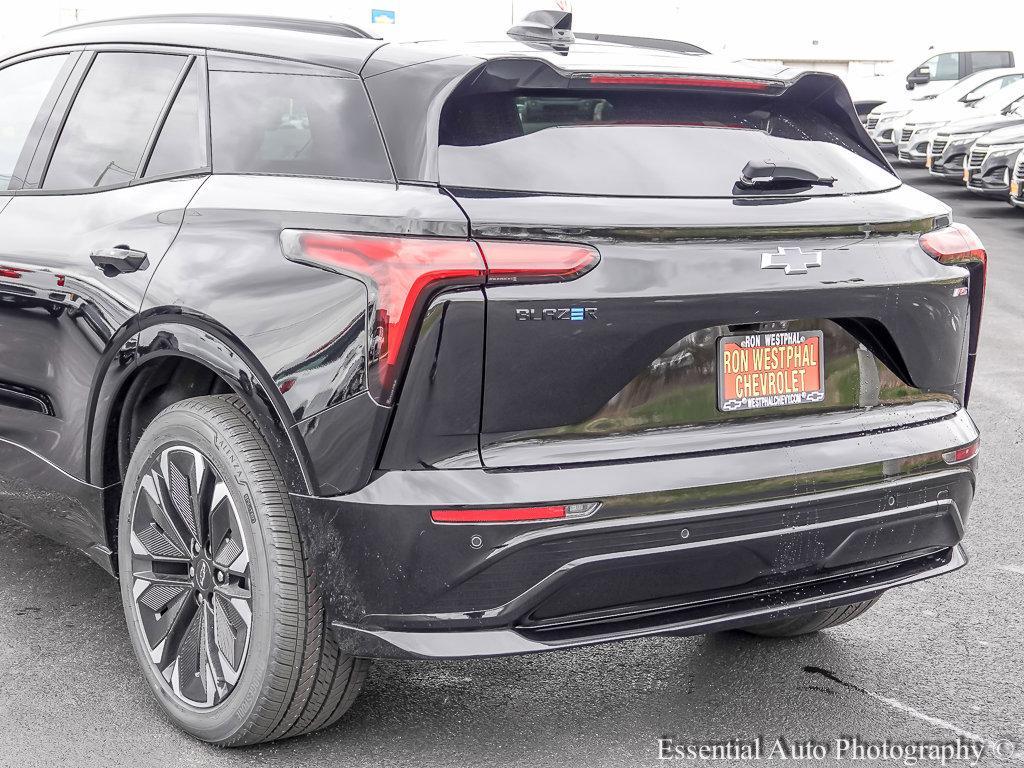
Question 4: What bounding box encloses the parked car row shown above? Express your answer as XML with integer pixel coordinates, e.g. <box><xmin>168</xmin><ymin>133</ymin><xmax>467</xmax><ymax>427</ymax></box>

<box><xmin>866</xmin><ymin>68</ymin><xmax>1024</xmax><ymax>204</ymax></box>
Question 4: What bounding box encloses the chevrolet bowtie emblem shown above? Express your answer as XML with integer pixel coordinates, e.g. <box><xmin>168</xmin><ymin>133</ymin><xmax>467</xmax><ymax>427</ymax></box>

<box><xmin>761</xmin><ymin>246</ymin><xmax>823</xmax><ymax>275</ymax></box>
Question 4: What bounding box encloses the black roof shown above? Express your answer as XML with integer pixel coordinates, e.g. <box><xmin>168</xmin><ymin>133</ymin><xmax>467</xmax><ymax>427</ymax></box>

<box><xmin>22</xmin><ymin>13</ymin><xmax>776</xmax><ymax>81</ymax></box>
<box><xmin>53</xmin><ymin>13</ymin><xmax>377</xmax><ymax>39</ymax></box>
<box><xmin>35</xmin><ymin>14</ymin><xmax>386</xmax><ymax>74</ymax></box>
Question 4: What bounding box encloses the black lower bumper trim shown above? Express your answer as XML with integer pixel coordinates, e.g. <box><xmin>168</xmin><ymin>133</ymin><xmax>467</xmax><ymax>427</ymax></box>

<box><xmin>331</xmin><ymin>545</ymin><xmax>966</xmax><ymax>659</ymax></box>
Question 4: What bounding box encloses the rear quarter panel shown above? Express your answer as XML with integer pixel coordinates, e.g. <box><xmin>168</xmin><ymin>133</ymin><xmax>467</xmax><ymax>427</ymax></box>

<box><xmin>141</xmin><ymin>174</ymin><xmax>470</xmax><ymax>492</ymax></box>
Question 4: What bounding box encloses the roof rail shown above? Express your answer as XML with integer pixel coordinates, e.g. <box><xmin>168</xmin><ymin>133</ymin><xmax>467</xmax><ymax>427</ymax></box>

<box><xmin>49</xmin><ymin>14</ymin><xmax>376</xmax><ymax>40</ymax></box>
<box><xmin>507</xmin><ymin>10</ymin><xmax>574</xmax><ymax>45</ymax></box>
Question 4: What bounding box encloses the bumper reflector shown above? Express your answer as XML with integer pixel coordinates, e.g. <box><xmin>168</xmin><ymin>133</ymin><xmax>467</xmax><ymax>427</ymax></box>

<box><xmin>942</xmin><ymin>440</ymin><xmax>979</xmax><ymax>465</ymax></box>
<box><xmin>431</xmin><ymin>502</ymin><xmax>599</xmax><ymax>524</ymax></box>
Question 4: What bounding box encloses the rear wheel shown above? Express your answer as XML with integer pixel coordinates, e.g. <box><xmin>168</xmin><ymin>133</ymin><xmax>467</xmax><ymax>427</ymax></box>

<box><xmin>118</xmin><ymin>394</ymin><xmax>367</xmax><ymax>745</ymax></box>
<box><xmin>740</xmin><ymin>597</ymin><xmax>880</xmax><ymax>638</ymax></box>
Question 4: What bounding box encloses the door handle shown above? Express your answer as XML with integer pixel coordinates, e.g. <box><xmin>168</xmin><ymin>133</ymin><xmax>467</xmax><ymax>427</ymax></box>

<box><xmin>90</xmin><ymin>244</ymin><xmax>148</xmax><ymax>276</ymax></box>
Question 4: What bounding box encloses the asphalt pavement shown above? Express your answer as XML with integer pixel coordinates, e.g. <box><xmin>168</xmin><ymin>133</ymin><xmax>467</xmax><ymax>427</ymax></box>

<box><xmin>0</xmin><ymin>166</ymin><xmax>1022</xmax><ymax>767</ymax></box>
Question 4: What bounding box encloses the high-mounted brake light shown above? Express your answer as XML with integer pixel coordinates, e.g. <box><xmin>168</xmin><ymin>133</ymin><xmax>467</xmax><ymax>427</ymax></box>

<box><xmin>430</xmin><ymin>502</ymin><xmax>600</xmax><ymax>524</ymax></box>
<box><xmin>281</xmin><ymin>231</ymin><xmax>599</xmax><ymax>404</ymax></box>
<box><xmin>942</xmin><ymin>440</ymin><xmax>979</xmax><ymax>465</ymax></box>
<box><xmin>582</xmin><ymin>73</ymin><xmax>779</xmax><ymax>91</ymax></box>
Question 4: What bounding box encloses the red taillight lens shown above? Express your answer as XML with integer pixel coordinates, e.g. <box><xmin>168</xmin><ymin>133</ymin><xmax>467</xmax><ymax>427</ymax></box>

<box><xmin>479</xmin><ymin>240</ymin><xmax>599</xmax><ymax>284</ymax></box>
<box><xmin>920</xmin><ymin>223</ymin><xmax>987</xmax><ymax>403</ymax></box>
<box><xmin>920</xmin><ymin>223</ymin><xmax>987</xmax><ymax>272</ymax></box>
<box><xmin>282</xmin><ymin>231</ymin><xmax>600</xmax><ymax>404</ymax></box>
<box><xmin>282</xmin><ymin>231</ymin><xmax>486</xmax><ymax>404</ymax></box>
<box><xmin>430</xmin><ymin>502</ymin><xmax>599</xmax><ymax>524</ymax></box>
<box><xmin>942</xmin><ymin>440</ymin><xmax>979</xmax><ymax>465</ymax></box>
<box><xmin>582</xmin><ymin>73</ymin><xmax>778</xmax><ymax>91</ymax></box>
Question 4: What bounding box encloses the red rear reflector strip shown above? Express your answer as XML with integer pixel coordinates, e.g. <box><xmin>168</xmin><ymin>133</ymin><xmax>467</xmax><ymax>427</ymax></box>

<box><xmin>943</xmin><ymin>441</ymin><xmax>979</xmax><ymax>465</ymax></box>
<box><xmin>431</xmin><ymin>502</ymin><xmax>601</xmax><ymax>524</ymax></box>
<box><xmin>432</xmin><ymin>506</ymin><xmax>567</xmax><ymax>524</ymax></box>
<box><xmin>587</xmin><ymin>74</ymin><xmax>773</xmax><ymax>91</ymax></box>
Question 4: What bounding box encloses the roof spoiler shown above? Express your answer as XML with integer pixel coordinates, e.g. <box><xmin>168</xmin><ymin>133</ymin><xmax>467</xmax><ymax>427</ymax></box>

<box><xmin>507</xmin><ymin>10</ymin><xmax>574</xmax><ymax>44</ymax></box>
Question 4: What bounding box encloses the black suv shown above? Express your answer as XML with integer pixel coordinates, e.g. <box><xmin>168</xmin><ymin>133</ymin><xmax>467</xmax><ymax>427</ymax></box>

<box><xmin>0</xmin><ymin>13</ymin><xmax>984</xmax><ymax>746</ymax></box>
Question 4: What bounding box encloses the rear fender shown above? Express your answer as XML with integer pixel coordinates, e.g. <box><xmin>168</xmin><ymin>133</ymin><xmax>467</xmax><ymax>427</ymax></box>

<box><xmin>89</xmin><ymin>312</ymin><xmax>316</xmax><ymax>496</ymax></box>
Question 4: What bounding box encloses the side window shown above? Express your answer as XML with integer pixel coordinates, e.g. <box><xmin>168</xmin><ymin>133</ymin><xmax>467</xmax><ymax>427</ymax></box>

<box><xmin>209</xmin><ymin>70</ymin><xmax>391</xmax><ymax>181</ymax></box>
<box><xmin>922</xmin><ymin>53</ymin><xmax>960</xmax><ymax>82</ymax></box>
<box><xmin>143</xmin><ymin>60</ymin><xmax>208</xmax><ymax>178</ymax></box>
<box><xmin>0</xmin><ymin>55</ymin><xmax>69</xmax><ymax>190</ymax></box>
<box><xmin>969</xmin><ymin>51</ymin><xmax>1012</xmax><ymax>73</ymax></box>
<box><xmin>44</xmin><ymin>52</ymin><xmax>186</xmax><ymax>190</ymax></box>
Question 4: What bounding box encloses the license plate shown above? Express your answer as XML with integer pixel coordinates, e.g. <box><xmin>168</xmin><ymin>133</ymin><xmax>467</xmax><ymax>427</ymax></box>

<box><xmin>1012</xmin><ymin>180</ymin><xmax>1020</xmax><ymax>197</ymax></box>
<box><xmin>718</xmin><ymin>330</ymin><xmax>825</xmax><ymax>412</ymax></box>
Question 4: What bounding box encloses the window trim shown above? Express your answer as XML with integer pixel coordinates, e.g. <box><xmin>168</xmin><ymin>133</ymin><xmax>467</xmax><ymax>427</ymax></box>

<box><xmin>22</xmin><ymin>44</ymin><xmax>212</xmax><ymax>196</ymax></box>
<box><xmin>139</xmin><ymin>54</ymin><xmax>213</xmax><ymax>182</ymax></box>
<box><xmin>0</xmin><ymin>49</ymin><xmax>82</xmax><ymax>192</ymax></box>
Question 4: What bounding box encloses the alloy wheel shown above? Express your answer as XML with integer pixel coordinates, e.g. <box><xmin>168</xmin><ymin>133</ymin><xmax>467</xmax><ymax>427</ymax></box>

<box><xmin>128</xmin><ymin>445</ymin><xmax>253</xmax><ymax>708</ymax></box>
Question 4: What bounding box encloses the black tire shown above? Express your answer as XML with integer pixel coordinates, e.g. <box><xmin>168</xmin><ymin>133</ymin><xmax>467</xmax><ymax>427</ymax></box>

<box><xmin>118</xmin><ymin>394</ymin><xmax>368</xmax><ymax>746</ymax></box>
<box><xmin>740</xmin><ymin>597</ymin><xmax>880</xmax><ymax>638</ymax></box>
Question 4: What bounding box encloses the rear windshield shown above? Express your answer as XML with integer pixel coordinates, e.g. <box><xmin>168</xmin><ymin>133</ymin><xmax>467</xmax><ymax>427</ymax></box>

<box><xmin>438</xmin><ymin>91</ymin><xmax>899</xmax><ymax>197</ymax></box>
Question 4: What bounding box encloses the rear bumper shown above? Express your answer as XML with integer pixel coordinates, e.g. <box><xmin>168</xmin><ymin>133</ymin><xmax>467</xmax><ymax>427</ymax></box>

<box><xmin>332</xmin><ymin>546</ymin><xmax>967</xmax><ymax>658</ymax></box>
<box><xmin>293</xmin><ymin>409</ymin><xmax>978</xmax><ymax>659</ymax></box>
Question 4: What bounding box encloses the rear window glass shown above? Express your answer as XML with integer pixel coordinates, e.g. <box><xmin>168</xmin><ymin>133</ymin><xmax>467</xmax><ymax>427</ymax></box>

<box><xmin>438</xmin><ymin>91</ymin><xmax>899</xmax><ymax>197</ymax></box>
<box><xmin>209</xmin><ymin>71</ymin><xmax>391</xmax><ymax>181</ymax></box>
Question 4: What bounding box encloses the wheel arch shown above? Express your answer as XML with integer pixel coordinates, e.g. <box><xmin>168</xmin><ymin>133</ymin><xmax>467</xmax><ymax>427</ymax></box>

<box><xmin>90</xmin><ymin>310</ymin><xmax>318</xmax><ymax>558</ymax></box>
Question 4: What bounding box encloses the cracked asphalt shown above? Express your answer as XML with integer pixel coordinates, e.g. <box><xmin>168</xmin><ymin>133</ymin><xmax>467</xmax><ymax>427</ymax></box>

<box><xmin>0</xmin><ymin>167</ymin><xmax>1021</xmax><ymax>767</ymax></box>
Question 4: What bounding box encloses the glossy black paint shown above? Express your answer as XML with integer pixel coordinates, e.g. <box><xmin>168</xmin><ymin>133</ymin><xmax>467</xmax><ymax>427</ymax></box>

<box><xmin>0</xmin><ymin>18</ymin><xmax>983</xmax><ymax>658</ymax></box>
<box><xmin>296</xmin><ymin>411</ymin><xmax>978</xmax><ymax>657</ymax></box>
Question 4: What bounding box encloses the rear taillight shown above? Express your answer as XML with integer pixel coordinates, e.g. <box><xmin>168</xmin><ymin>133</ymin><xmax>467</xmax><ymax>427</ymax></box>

<box><xmin>479</xmin><ymin>241</ymin><xmax>598</xmax><ymax>284</ymax></box>
<box><xmin>281</xmin><ymin>231</ymin><xmax>599</xmax><ymax>404</ymax></box>
<box><xmin>920</xmin><ymin>223</ymin><xmax>987</xmax><ymax>273</ymax></box>
<box><xmin>919</xmin><ymin>223</ymin><xmax>987</xmax><ymax>403</ymax></box>
<box><xmin>430</xmin><ymin>502</ymin><xmax>599</xmax><ymax>524</ymax></box>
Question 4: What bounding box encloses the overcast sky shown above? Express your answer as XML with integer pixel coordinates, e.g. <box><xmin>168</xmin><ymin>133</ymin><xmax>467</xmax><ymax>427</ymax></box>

<box><xmin>3</xmin><ymin>0</ymin><xmax>1023</xmax><ymax>63</ymax></box>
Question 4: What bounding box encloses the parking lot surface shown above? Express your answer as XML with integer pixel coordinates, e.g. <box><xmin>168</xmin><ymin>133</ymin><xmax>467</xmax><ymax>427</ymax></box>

<box><xmin>0</xmin><ymin>167</ymin><xmax>1021</xmax><ymax>767</ymax></box>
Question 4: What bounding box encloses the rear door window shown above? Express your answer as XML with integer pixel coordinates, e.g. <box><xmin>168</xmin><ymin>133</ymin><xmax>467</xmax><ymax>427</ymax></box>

<box><xmin>968</xmin><ymin>51</ymin><xmax>1013</xmax><ymax>73</ymax></box>
<box><xmin>439</xmin><ymin>90</ymin><xmax>899</xmax><ymax>197</ymax></box>
<box><xmin>44</xmin><ymin>52</ymin><xmax>186</xmax><ymax>189</ymax></box>
<box><xmin>143</xmin><ymin>59</ymin><xmax>208</xmax><ymax>178</ymax></box>
<box><xmin>0</xmin><ymin>55</ymin><xmax>70</xmax><ymax>190</ymax></box>
<box><xmin>208</xmin><ymin>70</ymin><xmax>392</xmax><ymax>181</ymax></box>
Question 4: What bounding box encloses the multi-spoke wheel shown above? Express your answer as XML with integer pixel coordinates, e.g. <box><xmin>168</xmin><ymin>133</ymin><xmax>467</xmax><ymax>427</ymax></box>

<box><xmin>129</xmin><ymin>445</ymin><xmax>253</xmax><ymax>708</ymax></box>
<box><xmin>118</xmin><ymin>394</ymin><xmax>368</xmax><ymax>746</ymax></box>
